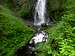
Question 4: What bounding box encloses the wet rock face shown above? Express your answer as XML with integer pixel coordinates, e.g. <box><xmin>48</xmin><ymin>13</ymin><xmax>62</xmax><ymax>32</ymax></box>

<box><xmin>47</xmin><ymin>0</ymin><xmax>64</xmax><ymax>20</ymax></box>
<box><xmin>48</xmin><ymin>0</ymin><xmax>64</xmax><ymax>11</ymax></box>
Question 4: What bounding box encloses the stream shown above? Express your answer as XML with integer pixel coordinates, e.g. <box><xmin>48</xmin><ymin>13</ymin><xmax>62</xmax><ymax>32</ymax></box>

<box><xmin>15</xmin><ymin>0</ymin><xmax>51</xmax><ymax>56</ymax></box>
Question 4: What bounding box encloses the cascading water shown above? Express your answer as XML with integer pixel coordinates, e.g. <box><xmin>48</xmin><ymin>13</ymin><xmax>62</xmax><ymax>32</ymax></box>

<box><xmin>30</xmin><ymin>0</ymin><xmax>51</xmax><ymax>44</ymax></box>
<box><xmin>16</xmin><ymin>0</ymin><xmax>50</xmax><ymax>56</ymax></box>
<box><xmin>34</xmin><ymin>0</ymin><xmax>49</xmax><ymax>28</ymax></box>
<box><xmin>27</xmin><ymin>0</ymin><xmax>50</xmax><ymax>55</ymax></box>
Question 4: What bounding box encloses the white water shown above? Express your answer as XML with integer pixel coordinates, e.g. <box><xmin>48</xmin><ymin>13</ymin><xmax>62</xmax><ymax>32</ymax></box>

<box><xmin>29</xmin><ymin>0</ymin><xmax>49</xmax><ymax>44</ymax></box>
<box><xmin>34</xmin><ymin>0</ymin><xmax>47</xmax><ymax>26</ymax></box>
<box><xmin>30</xmin><ymin>31</ymin><xmax>48</xmax><ymax>44</ymax></box>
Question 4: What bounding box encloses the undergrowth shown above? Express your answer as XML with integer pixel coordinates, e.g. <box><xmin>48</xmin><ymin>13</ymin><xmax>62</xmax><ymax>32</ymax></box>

<box><xmin>0</xmin><ymin>6</ymin><xmax>34</xmax><ymax>56</ymax></box>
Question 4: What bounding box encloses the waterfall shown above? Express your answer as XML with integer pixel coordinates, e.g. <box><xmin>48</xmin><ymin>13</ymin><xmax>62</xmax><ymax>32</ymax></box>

<box><xmin>30</xmin><ymin>0</ymin><xmax>49</xmax><ymax>44</ymax></box>
<box><xmin>15</xmin><ymin>0</ymin><xmax>50</xmax><ymax>56</ymax></box>
<box><xmin>34</xmin><ymin>0</ymin><xmax>49</xmax><ymax>28</ymax></box>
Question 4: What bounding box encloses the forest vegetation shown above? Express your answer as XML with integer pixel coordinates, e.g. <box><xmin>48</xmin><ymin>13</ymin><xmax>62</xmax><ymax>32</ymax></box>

<box><xmin>0</xmin><ymin>0</ymin><xmax>75</xmax><ymax>56</ymax></box>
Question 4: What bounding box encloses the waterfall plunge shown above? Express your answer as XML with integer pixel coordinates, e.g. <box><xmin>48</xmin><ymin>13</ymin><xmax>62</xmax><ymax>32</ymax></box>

<box><xmin>34</xmin><ymin>0</ymin><xmax>47</xmax><ymax>27</ymax></box>
<box><xmin>30</xmin><ymin>0</ymin><xmax>49</xmax><ymax>44</ymax></box>
<box><xmin>15</xmin><ymin>0</ymin><xmax>50</xmax><ymax>56</ymax></box>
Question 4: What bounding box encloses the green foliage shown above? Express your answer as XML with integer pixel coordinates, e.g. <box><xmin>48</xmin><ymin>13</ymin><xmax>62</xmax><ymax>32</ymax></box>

<box><xmin>35</xmin><ymin>0</ymin><xmax>75</xmax><ymax>56</ymax></box>
<box><xmin>0</xmin><ymin>0</ymin><xmax>34</xmax><ymax>17</ymax></box>
<box><xmin>0</xmin><ymin>0</ymin><xmax>15</xmax><ymax>10</ymax></box>
<box><xmin>16</xmin><ymin>0</ymin><xmax>34</xmax><ymax>16</ymax></box>
<box><xmin>0</xmin><ymin>0</ymin><xmax>75</xmax><ymax>56</ymax></box>
<box><xmin>36</xmin><ymin>14</ymin><xmax>75</xmax><ymax>56</ymax></box>
<box><xmin>0</xmin><ymin>6</ymin><xmax>34</xmax><ymax>56</ymax></box>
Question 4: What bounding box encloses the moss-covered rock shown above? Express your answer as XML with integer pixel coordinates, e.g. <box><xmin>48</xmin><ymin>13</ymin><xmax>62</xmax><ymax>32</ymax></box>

<box><xmin>48</xmin><ymin>0</ymin><xmax>64</xmax><ymax>20</ymax></box>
